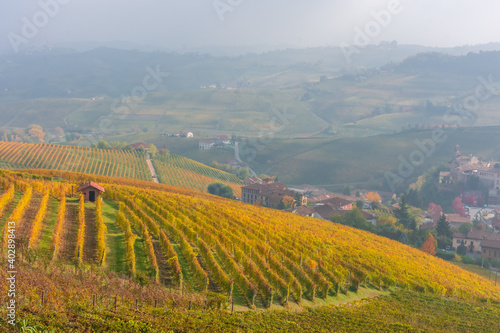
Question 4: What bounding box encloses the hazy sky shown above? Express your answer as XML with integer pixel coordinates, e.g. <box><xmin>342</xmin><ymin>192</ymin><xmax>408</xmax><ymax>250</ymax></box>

<box><xmin>1</xmin><ymin>0</ymin><xmax>500</xmax><ymax>53</ymax></box>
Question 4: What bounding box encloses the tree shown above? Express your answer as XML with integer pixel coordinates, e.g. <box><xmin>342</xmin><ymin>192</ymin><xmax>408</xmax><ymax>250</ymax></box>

<box><xmin>393</xmin><ymin>195</ymin><xmax>417</xmax><ymax>230</ymax></box>
<box><xmin>149</xmin><ymin>144</ymin><xmax>157</xmax><ymax>157</ymax></box>
<box><xmin>28</xmin><ymin>124</ymin><xmax>45</xmax><ymax>143</ymax></box>
<box><xmin>282</xmin><ymin>196</ymin><xmax>295</xmax><ymax>209</ymax></box>
<box><xmin>355</xmin><ymin>199</ymin><xmax>365</xmax><ymax>209</ymax></box>
<box><xmin>456</xmin><ymin>240</ymin><xmax>467</xmax><ymax>255</ymax></box>
<box><xmin>436</xmin><ymin>214</ymin><xmax>452</xmax><ymax>238</ymax></box>
<box><xmin>340</xmin><ymin>208</ymin><xmax>371</xmax><ymax>231</ymax></box>
<box><xmin>452</xmin><ymin>197</ymin><xmax>467</xmax><ymax>216</ymax></box>
<box><xmin>97</xmin><ymin>140</ymin><xmax>109</xmax><ymax>149</ymax></box>
<box><xmin>366</xmin><ymin>192</ymin><xmax>381</xmax><ymax>203</ymax></box>
<box><xmin>207</xmin><ymin>183</ymin><xmax>235</xmax><ymax>199</ymax></box>
<box><xmin>457</xmin><ymin>222</ymin><xmax>473</xmax><ymax>234</ymax></box>
<box><xmin>398</xmin><ymin>232</ymin><xmax>408</xmax><ymax>245</ymax></box>
<box><xmin>420</xmin><ymin>233</ymin><xmax>437</xmax><ymax>255</ymax></box>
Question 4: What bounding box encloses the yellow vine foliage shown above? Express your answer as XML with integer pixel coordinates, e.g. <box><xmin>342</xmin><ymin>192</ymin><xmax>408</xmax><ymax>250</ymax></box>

<box><xmin>75</xmin><ymin>194</ymin><xmax>85</xmax><ymax>262</ymax></box>
<box><xmin>52</xmin><ymin>195</ymin><xmax>66</xmax><ymax>259</ymax></box>
<box><xmin>28</xmin><ymin>191</ymin><xmax>50</xmax><ymax>248</ymax></box>
<box><xmin>95</xmin><ymin>198</ymin><xmax>107</xmax><ymax>264</ymax></box>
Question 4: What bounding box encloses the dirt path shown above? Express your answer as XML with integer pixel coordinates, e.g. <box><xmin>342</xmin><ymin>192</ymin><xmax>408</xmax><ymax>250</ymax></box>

<box><xmin>83</xmin><ymin>206</ymin><xmax>98</xmax><ymax>264</ymax></box>
<box><xmin>146</xmin><ymin>153</ymin><xmax>159</xmax><ymax>183</ymax></box>
<box><xmin>17</xmin><ymin>195</ymin><xmax>42</xmax><ymax>249</ymax></box>
<box><xmin>59</xmin><ymin>201</ymin><xmax>79</xmax><ymax>262</ymax></box>
<box><xmin>152</xmin><ymin>240</ymin><xmax>172</xmax><ymax>286</ymax></box>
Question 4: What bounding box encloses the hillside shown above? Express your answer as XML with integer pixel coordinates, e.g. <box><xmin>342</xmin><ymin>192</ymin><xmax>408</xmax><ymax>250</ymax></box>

<box><xmin>0</xmin><ymin>168</ymin><xmax>499</xmax><ymax>331</ymax></box>
<box><xmin>0</xmin><ymin>141</ymin><xmax>242</xmax><ymax>196</ymax></box>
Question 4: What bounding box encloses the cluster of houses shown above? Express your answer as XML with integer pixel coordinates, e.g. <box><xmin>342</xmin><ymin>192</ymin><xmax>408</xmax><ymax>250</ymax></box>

<box><xmin>241</xmin><ymin>178</ymin><xmax>307</xmax><ymax>208</ymax></box>
<box><xmin>440</xmin><ymin>145</ymin><xmax>500</xmax><ymax>205</ymax></box>
<box><xmin>199</xmin><ymin>135</ymin><xmax>231</xmax><ymax>150</ymax></box>
<box><xmin>453</xmin><ymin>230</ymin><xmax>500</xmax><ymax>259</ymax></box>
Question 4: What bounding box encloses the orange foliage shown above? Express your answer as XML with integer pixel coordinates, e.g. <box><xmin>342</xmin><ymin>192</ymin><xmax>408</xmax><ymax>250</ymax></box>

<box><xmin>366</xmin><ymin>192</ymin><xmax>381</xmax><ymax>203</ymax></box>
<box><xmin>420</xmin><ymin>233</ymin><xmax>437</xmax><ymax>256</ymax></box>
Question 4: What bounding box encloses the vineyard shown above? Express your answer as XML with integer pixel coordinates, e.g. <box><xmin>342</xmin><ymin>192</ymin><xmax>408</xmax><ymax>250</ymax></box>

<box><xmin>0</xmin><ymin>169</ymin><xmax>499</xmax><ymax>330</ymax></box>
<box><xmin>0</xmin><ymin>142</ymin><xmax>242</xmax><ymax>196</ymax></box>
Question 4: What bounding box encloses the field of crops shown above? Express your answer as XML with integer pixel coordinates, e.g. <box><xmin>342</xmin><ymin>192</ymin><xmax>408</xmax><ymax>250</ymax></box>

<box><xmin>1</xmin><ymin>169</ymin><xmax>499</xmax><ymax>307</ymax></box>
<box><xmin>0</xmin><ymin>142</ymin><xmax>242</xmax><ymax>195</ymax></box>
<box><xmin>0</xmin><ymin>168</ymin><xmax>500</xmax><ymax>331</ymax></box>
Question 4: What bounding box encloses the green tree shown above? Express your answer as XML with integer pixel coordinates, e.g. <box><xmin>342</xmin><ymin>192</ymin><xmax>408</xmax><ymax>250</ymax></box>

<box><xmin>436</xmin><ymin>214</ymin><xmax>452</xmax><ymax>238</ymax></box>
<box><xmin>340</xmin><ymin>207</ymin><xmax>371</xmax><ymax>231</ymax></box>
<box><xmin>355</xmin><ymin>199</ymin><xmax>365</xmax><ymax>209</ymax></box>
<box><xmin>398</xmin><ymin>232</ymin><xmax>408</xmax><ymax>245</ymax></box>
<box><xmin>207</xmin><ymin>183</ymin><xmax>235</xmax><ymax>199</ymax></box>
<box><xmin>456</xmin><ymin>240</ymin><xmax>467</xmax><ymax>255</ymax></box>
<box><xmin>457</xmin><ymin>222</ymin><xmax>473</xmax><ymax>234</ymax></box>
<box><xmin>149</xmin><ymin>144</ymin><xmax>157</xmax><ymax>157</ymax></box>
<box><xmin>393</xmin><ymin>195</ymin><xmax>417</xmax><ymax>230</ymax></box>
<box><xmin>97</xmin><ymin>140</ymin><xmax>109</xmax><ymax>149</ymax></box>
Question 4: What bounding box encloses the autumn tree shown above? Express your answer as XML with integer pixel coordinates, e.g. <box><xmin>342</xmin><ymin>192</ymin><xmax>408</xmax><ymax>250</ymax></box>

<box><xmin>452</xmin><ymin>197</ymin><xmax>467</xmax><ymax>217</ymax></box>
<box><xmin>28</xmin><ymin>124</ymin><xmax>45</xmax><ymax>143</ymax></box>
<box><xmin>281</xmin><ymin>196</ymin><xmax>295</xmax><ymax>209</ymax></box>
<box><xmin>366</xmin><ymin>192</ymin><xmax>381</xmax><ymax>203</ymax></box>
<box><xmin>420</xmin><ymin>233</ymin><xmax>437</xmax><ymax>255</ymax></box>
<box><xmin>149</xmin><ymin>144</ymin><xmax>157</xmax><ymax>157</ymax></box>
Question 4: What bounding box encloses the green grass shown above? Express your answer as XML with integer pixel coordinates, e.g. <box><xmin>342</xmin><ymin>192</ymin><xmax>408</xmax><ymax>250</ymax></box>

<box><xmin>102</xmin><ymin>199</ymin><xmax>124</xmax><ymax>273</ymax></box>
<box><xmin>454</xmin><ymin>262</ymin><xmax>499</xmax><ymax>280</ymax></box>
<box><xmin>36</xmin><ymin>197</ymin><xmax>60</xmax><ymax>258</ymax></box>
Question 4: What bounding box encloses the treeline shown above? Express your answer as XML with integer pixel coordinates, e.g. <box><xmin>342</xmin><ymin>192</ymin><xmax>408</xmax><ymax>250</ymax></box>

<box><xmin>210</xmin><ymin>161</ymin><xmax>249</xmax><ymax>180</ymax></box>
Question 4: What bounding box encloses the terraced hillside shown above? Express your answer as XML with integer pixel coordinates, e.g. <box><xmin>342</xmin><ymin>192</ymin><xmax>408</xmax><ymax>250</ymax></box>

<box><xmin>0</xmin><ymin>142</ymin><xmax>242</xmax><ymax>196</ymax></box>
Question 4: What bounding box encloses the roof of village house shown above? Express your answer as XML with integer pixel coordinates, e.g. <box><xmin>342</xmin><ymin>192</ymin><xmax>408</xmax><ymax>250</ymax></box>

<box><xmin>445</xmin><ymin>214</ymin><xmax>471</xmax><ymax>224</ymax></box>
<box><xmin>321</xmin><ymin>197</ymin><xmax>355</xmax><ymax>208</ymax></box>
<box><xmin>292</xmin><ymin>206</ymin><xmax>315</xmax><ymax>216</ymax></box>
<box><xmin>479</xmin><ymin>239</ymin><xmax>500</xmax><ymax>250</ymax></box>
<box><xmin>242</xmin><ymin>181</ymin><xmax>296</xmax><ymax>197</ymax></box>
<box><xmin>130</xmin><ymin>142</ymin><xmax>148</xmax><ymax>149</ymax></box>
<box><xmin>244</xmin><ymin>176</ymin><xmax>263</xmax><ymax>185</ymax></box>
<box><xmin>492</xmin><ymin>219</ymin><xmax>500</xmax><ymax>227</ymax></box>
<box><xmin>453</xmin><ymin>231</ymin><xmax>500</xmax><ymax>241</ymax></box>
<box><xmin>77</xmin><ymin>181</ymin><xmax>105</xmax><ymax>193</ymax></box>
<box><xmin>313</xmin><ymin>204</ymin><xmax>337</xmax><ymax>220</ymax></box>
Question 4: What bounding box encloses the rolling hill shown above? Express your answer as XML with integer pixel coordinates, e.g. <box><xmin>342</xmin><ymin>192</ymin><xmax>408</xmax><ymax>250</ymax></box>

<box><xmin>0</xmin><ymin>168</ymin><xmax>499</xmax><ymax>331</ymax></box>
<box><xmin>0</xmin><ymin>141</ymin><xmax>243</xmax><ymax>196</ymax></box>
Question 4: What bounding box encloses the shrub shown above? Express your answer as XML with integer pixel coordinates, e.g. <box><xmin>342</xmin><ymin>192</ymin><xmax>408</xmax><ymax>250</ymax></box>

<box><xmin>436</xmin><ymin>250</ymin><xmax>455</xmax><ymax>261</ymax></box>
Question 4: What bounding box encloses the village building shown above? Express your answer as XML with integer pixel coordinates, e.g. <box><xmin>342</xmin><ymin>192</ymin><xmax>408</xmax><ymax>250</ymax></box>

<box><xmin>77</xmin><ymin>181</ymin><xmax>105</xmax><ymax>203</ymax></box>
<box><xmin>445</xmin><ymin>213</ymin><xmax>471</xmax><ymax>229</ymax></box>
<box><xmin>480</xmin><ymin>240</ymin><xmax>500</xmax><ymax>259</ymax></box>
<box><xmin>452</xmin><ymin>230</ymin><xmax>500</xmax><ymax>253</ymax></box>
<box><xmin>130</xmin><ymin>142</ymin><xmax>148</xmax><ymax>150</ymax></box>
<box><xmin>241</xmin><ymin>179</ymin><xmax>307</xmax><ymax>208</ymax></box>
<box><xmin>199</xmin><ymin>140</ymin><xmax>215</xmax><ymax>150</ymax></box>
<box><xmin>244</xmin><ymin>176</ymin><xmax>263</xmax><ymax>185</ymax></box>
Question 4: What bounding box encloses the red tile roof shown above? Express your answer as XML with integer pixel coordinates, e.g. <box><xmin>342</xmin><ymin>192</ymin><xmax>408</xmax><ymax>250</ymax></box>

<box><xmin>77</xmin><ymin>181</ymin><xmax>105</xmax><ymax>193</ymax></box>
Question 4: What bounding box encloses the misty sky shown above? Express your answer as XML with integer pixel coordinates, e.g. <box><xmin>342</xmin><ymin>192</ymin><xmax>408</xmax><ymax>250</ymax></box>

<box><xmin>1</xmin><ymin>0</ymin><xmax>500</xmax><ymax>53</ymax></box>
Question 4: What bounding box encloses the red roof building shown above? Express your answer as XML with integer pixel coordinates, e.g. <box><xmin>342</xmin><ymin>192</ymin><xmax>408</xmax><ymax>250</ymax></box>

<box><xmin>77</xmin><ymin>181</ymin><xmax>105</xmax><ymax>202</ymax></box>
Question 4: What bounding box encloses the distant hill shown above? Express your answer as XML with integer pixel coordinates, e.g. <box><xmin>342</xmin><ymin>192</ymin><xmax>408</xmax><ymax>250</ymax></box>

<box><xmin>0</xmin><ymin>142</ymin><xmax>242</xmax><ymax>196</ymax></box>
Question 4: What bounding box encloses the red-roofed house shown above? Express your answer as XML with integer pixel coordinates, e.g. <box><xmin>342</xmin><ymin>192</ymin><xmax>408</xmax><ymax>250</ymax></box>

<box><xmin>445</xmin><ymin>214</ymin><xmax>471</xmax><ymax>229</ymax></box>
<box><xmin>77</xmin><ymin>182</ymin><xmax>105</xmax><ymax>202</ymax></box>
<box><xmin>130</xmin><ymin>142</ymin><xmax>148</xmax><ymax>150</ymax></box>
